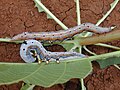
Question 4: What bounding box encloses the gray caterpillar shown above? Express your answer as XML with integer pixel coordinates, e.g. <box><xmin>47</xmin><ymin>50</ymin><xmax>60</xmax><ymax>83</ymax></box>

<box><xmin>20</xmin><ymin>40</ymin><xmax>86</xmax><ymax>63</ymax></box>
<box><xmin>19</xmin><ymin>23</ymin><xmax>112</xmax><ymax>63</ymax></box>
<box><xmin>12</xmin><ymin>23</ymin><xmax>112</xmax><ymax>41</ymax></box>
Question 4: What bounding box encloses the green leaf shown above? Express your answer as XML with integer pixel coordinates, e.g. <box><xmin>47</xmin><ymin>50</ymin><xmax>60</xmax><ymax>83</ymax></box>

<box><xmin>47</xmin><ymin>14</ymin><xmax>52</xmax><ymax>19</ymax></box>
<box><xmin>97</xmin><ymin>57</ymin><xmax>120</xmax><ymax>69</ymax></box>
<box><xmin>110</xmin><ymin>0</ymin><xmax>119</xmax><ymax>7</ymax></box>
<box><xmin>0</xmin><ymin>59</ymin><xmax>92</xmax><ymax>87</ymax></box>
<box><xmin>34</xmin><ymin>2</ymin><xmax>44</xmax><ymax>12</ymax></box>
<box><xmin>60</xmin><ymin>43</ymin><xmax>74</xmax><ymax>51</ymax></box>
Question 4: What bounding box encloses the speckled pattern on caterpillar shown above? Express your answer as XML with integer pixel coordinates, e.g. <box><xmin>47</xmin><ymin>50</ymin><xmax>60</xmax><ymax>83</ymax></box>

<box><xmin>12</xmin><ymin>23</ymin><xmax>112</xmax><ymax>41</ymax></box>
<box><xmin>20</xmin><ymin>40</ymin><xmax>86</xmax><ymax>63</ymax></box>
<box><xmin>18</xmin><ymin>23</ymin><xmax>112</xmax><ymax>63</ymax></box>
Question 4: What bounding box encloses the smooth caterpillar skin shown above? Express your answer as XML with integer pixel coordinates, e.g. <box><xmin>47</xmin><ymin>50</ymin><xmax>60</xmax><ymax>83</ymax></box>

<box><xmin>12</xmin><ymin>23</ymin><xmax>112</xmax><ymax>41</ymax></box>
<box><xmin>20</xmin><ymin>40</ymin><xmax>46</xmax><ymax>63</ymax></box>
<box><xmin>20</xmin><ymin>40</ymin><xmax>86</xmax><ymax>63</ymax></box>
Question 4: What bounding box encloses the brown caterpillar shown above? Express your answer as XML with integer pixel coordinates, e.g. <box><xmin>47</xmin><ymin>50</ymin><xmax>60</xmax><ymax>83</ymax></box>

<box><xmin>11</xmin><ymin>23</ymin><xmax>112</xmax><ymax>41</ymax></box>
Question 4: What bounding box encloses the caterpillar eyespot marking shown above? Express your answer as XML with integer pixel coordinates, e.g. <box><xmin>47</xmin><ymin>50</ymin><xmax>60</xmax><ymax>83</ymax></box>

<box><xmin>11</xmin><ymin>23</ymin><xmax>112</xmax><ymax>41</ymax></box>
<box><xmin>20</xmin><ymin>40</ymin><xmax>86</xmax><ymax>63</ymax></box>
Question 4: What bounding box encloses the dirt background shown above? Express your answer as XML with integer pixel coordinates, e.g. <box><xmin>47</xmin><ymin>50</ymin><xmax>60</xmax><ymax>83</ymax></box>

<box><xmin>0</xmin><ymin>0</ymin><xmax>120</xmax><ymax>90</ymax></box>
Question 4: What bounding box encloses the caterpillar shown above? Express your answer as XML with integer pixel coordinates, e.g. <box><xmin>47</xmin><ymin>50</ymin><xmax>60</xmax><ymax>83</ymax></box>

<box><xmin>20</xmin><ymin>40</ymin><xmax>86</xmax><ymax>63</ymax></box>
<box><xmin>11</xmin><ymin>23</ymin><xmax>112</xmax><ymax>41</ymax></box>
<box><xmin>19</xmin><ymin>23</ymin><xmax>112</xmax><ymax>63</ymax></box>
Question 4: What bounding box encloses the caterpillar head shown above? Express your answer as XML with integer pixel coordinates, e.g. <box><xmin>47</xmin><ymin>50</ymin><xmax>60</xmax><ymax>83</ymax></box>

<box><xmin>20</xmin><ymin>40</ymin><xmax>42</xmax><ymax>63</ymax></box>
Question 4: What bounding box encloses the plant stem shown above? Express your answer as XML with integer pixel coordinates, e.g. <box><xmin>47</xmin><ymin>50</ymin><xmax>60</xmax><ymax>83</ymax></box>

<box><xmin>0</xmin><ymin>38</ymin><xmax>23</xmax><ymax>44</ymax></box>
<box><xmin>81</xmin><ymin>79</ymin><xmax>86</xmax><ymax>90</ymax></box>
<box><xmin>83</xmin><ymin>46</ymin><xmax>97</xmax><ymax>55</ymax></box>
<box><xmin>65</xmin><ymin>50</ymin><xmax>120</xmax><ymax>62</ymax></box>
<box><xmin>1</xmin><ymin>30</ymin><xmax>120</xmax><ymax>50</ymax></box>
<box><xmin>114</xmin><ymin>64</ymin><xmax>120</xmax><ymax>70</ymax></box>
<box><xmin>75</xmin><ymin>0</ymin><xmax>83</xmax><ymax>54</ymax></box>
<box><xmin>95</xmin><ymin>43</ymin><xmax>120</xmax><ymax>50</ymax></box>
<box><xmin>79</xmin><ymin>30</ymin><xmax>120</xmax><ymax>46</ymax></box>
<box><xmin>1</xmin><ymin>50</ymin><xmax>120</xmax><ymax>64</ymax></box>
<box><xmin>96</xmin><ymin>0</ymin><xmax>119</xmax><ymax>26</ymax></box>
<box><xmin>0</xmin><ymin>38</ymin><xmax>11</xmax><ymax>42</ymax></box>
<box><xmin>84</xmin><ymin>0</ymin><xmax>119</xmax><ymax>37</ymax></box>
<box><xmin>82</xmin><ymin>0</ymin><xmax>119</xmax><ymax>54</ymax></box>
<box><xmin>78</xmin><ymin>46</ymin><xmax>82</xmax><ymax>53</ymax></box>
<box><xmin>34</xmin><ymin>0</ymin><xmax>68</xmax><ymax>30</ymax></box>
<box><xmin>75</xmin><ymin>0</ymin><xmax>81</xmax><ymax>25</ymax></box>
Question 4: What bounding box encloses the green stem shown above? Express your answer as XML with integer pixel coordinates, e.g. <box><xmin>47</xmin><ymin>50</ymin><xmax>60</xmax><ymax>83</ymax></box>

<box><xmin>0</xmin><ymin>38</ymin><xmax>23</xmax><ymax>44</ymax></box>
<box><xmin>83</xmin><ymin>46</ymin><xmax>97</xmax><ymax>55</ymax></box>
<box><xmin>0</xmin><ymin>38</ymin><xmax>11</xmax><ymax>42</ymax></box>
<box><xmin>95</xmin><ymin>43</ymin><xmax>120</xmax><ymax>50</ymax></box>
<box><xmin>78</xmin><ymin>46</ymin><xmax>82</xmax><ymax>53</ymax></box>
<box><xmin>1</xmin><ymin>30</ymin><xmax>120</xmax><ymax>51</ymax></box>
<box><xmin>69</xmin><ymin>46</ymin><xmax>77</xmax><ymax>52</ymax></box>
<box><xmin>81</xmin><ymin>79</ymin><xmax>86</xmax><ymax>90</ymax></box>
<box><xmin>64</xmin><ymin>50</ymin><xmax>120</xmax><ymax>62</ymax></box>
<box><xmin>96</xmin><ymin>0</ymin><xmax>119</xmax><ymax>26</ymax></box>
<box><xmin>75</xmin><ymin>0</ymin><xmax>83</xmax><ymax>54</ymax></box>
<box><xmin>114</xmin><ymin>64</ymin><xmax>120</xmax><ymax>70</ymax></box>
<box><xmin>84</xmin><ymin>0</ymin><xmax>119</xmax><ymax>37</ymax></box>
<box><xmin>75</xmin><ymin>0</ymin><xmax>81</xmax><ymax>25</ymax></box>
<box><xmin>34</xmin><ymin>0</ymin><xmax>68</xmax><ymax>30</ymax></box>
<box><xmin>79</xmin><ymin>30</ymin><xmax>120</xmax><ymax>46</ymax></box>
<box><xmin>1</xmin><ymin>50</ymin><xmax>120</xmax><ymax>64</ymax></box>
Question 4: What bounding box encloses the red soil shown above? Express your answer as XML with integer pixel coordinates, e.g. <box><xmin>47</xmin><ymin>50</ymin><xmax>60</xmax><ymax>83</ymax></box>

<box><xmin>0</xmin><ymin>0</ymin><xmax>120</xmax><ymax>90</ymax></box>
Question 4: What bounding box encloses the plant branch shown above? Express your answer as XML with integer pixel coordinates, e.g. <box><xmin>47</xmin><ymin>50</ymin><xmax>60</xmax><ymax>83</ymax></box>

<box><xmin>0</xmin><ymin>38</ymin><xmax>23</xmax><ymax>44</ymax></box>
<box><xmin>95</xmin><ymin>43</ymin><xmax>120</xmax><ymax>50</ymax></box>
<box><xmin>96</xmin><ymin>0</ymin><xmax>119</xmax><ymax>26</ymax></box>
<box><xmin>79</xmin><ymin>30</ymin><xmax>120</xmax><ymax>46</ymax></box>
<box><xmin>114</xmin><ymin>64</ymin><xmax>120</xmax><ymax>70</ymax></box>
<box><xmin>1</xmin><ymin>50</ymin><xmax>120</xmax><ymax>64</ymax></box>
<box><xmin>66</xmin><ymin>50</ymin><xmax>120</xmax><ymax>62</ymax></box>
<box><xmin>84</xmin><ymin>0</ymin><xmax>119</xmax><ymax>37</ymax></box>
<box><xmin>75</xmin><ymin>0</ymin><xmax>81</xmax><ymax>25</ymax></box>
<box><xmin>34</xmin><ymin>0</ymin><xmax>68</xmax><ymax>30</ymax></box>
<box><xmin>83</xmin><ymin>46</ymin><xmax>97</xmax><ymax>55</ymax></box>
<box><xmin>1</xmin><ymin>30</ymin><xmax>120</xmax><ymax>50</ymax></box>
